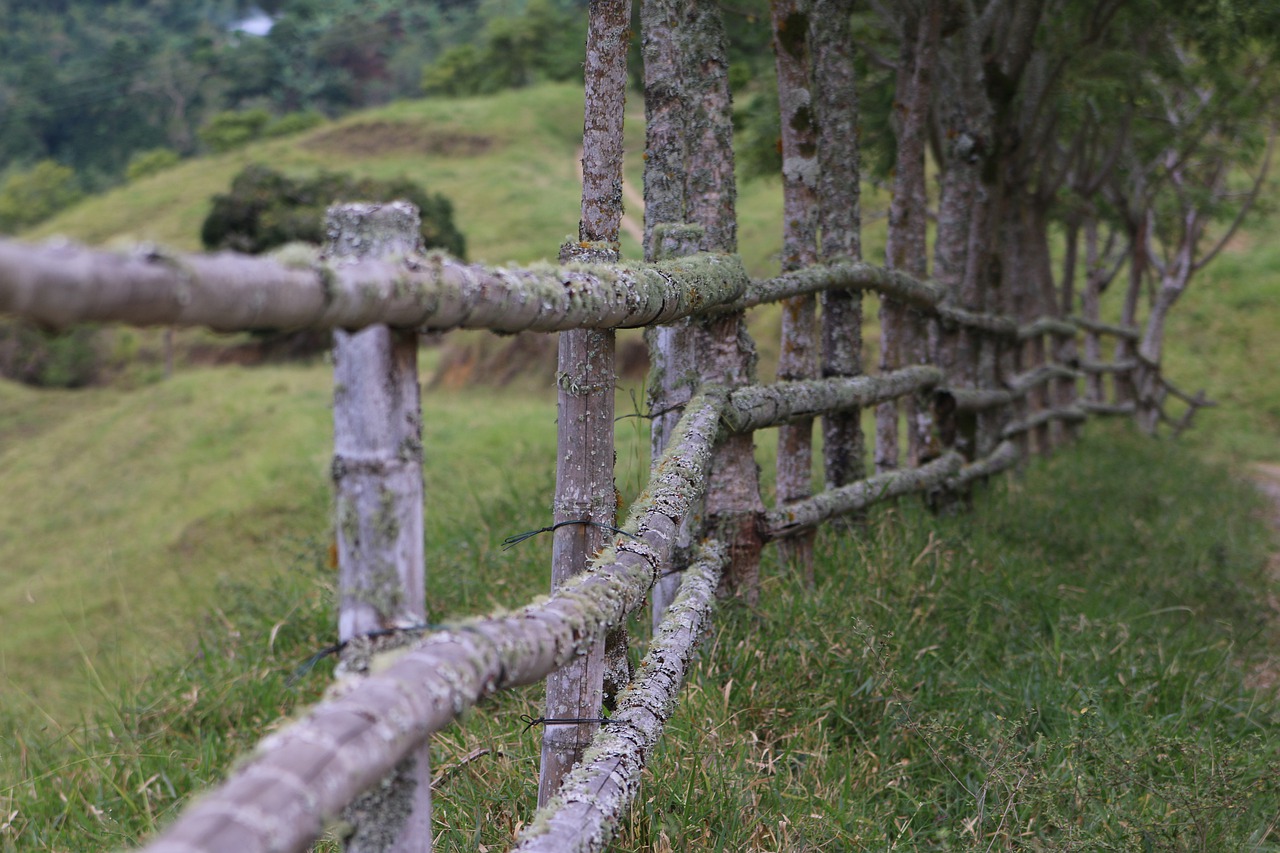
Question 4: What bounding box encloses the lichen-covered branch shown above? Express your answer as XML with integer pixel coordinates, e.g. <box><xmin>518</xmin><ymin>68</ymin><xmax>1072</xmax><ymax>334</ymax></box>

<box><xmin>511</xmin><ymin>540</ymin><xmax>729</xmax><ymax>853</ymax></box>
<box><xmin>737</xmin><ymin>261</ymin><xmax>942</xmax><ymax>312</ymax></box>
<box><xmin>1016</xmin><ymin>316</ymin><xmax>1078</xmax><ymax>341</ymax></box>
<box><xmin>138</xmin><ymin>392</ymin><xmax>725</xmax><ymax>853</ymax></box>
<box><xmin>944</xmin><ymin>387</ymin><xmax>1015</xmax><ymax>414</ymax></box>
<box><xmin>1069</xmin><ymin>315</ymin><xmax>1140</xmax><ymax>341</ymax></box>
<box><xmin>0</xmin><ymin>238</ymin><xmax>747</xmax><ymax>333</ymax></box>
<box><xmin>723</xmin><ymin>366</ymin><xmax>943</xmax><ymax>433</ymax></box>
<box><xmin>945</xmin><ymin>440</ymin><xmax>1020</xmax><ymax>490</ymax></box>
<box><xmin>1002</xmin><ymin>406</ymin><xmax>1087</xmax><ymax>439</ymax></box>
<box><xmin>1076</xmin><ymin>358</ymin><xmax>1138</xmax><ymax>375</ymax></box>
<box><xmin>936</xmin><ymin>304</ymin><xmax>1018</xmax><ymax>337</ymax></box>
<box><xmin>1080</xmin><ymin>400</ymin><xmax>1136</xmax><ymax>416</ymax></box>
<box><xmin>764</xmin><ymin>451</ymin><xmax>963</xmax><ymax>539</ymax></box>
<box><xmin>1007</xmin><ymin>364</ymin><xmax>1079</xmax><ymax>397</ymax></box>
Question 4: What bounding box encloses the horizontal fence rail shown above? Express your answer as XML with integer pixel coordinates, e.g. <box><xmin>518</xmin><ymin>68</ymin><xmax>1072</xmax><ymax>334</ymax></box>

<box><xmin>0</xmin><ymin>238</ymin><xmax>749</xmax><ymax>333</ymax></box>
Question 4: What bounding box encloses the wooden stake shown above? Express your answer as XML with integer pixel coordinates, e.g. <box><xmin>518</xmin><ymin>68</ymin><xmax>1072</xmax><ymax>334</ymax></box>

<box><xmin>328</xmin><ymin>202</ymin><xmax>431</xmax><ymax>853</ymax></box>
<box><xmin>538</xmin><ymin>0</ymin><xmax>631</xmax><ymax>806</ymax></box>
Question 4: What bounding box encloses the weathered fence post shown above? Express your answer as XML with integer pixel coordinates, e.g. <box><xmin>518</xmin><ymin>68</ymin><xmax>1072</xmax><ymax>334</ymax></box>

<box><xmin>328</xmin><ymin>202</ymin><xmax>432</xmax><ymax>853</ymax></box>
<box><xmin>811</xmin><ymin>0</ymin><xmax>866</xmax><ymax>492</ymax></box>
<box><xmin>686</xmin><ymin>0</ymin><xmax>765</xmax><ymax>603</ymax></box>
<box><xmin>538</xmin><ymin>0</ymin><xmax>631</xmax><ymax>805</ymax></box>
<box><xmin>772</xmin><ymin>0</ymin><xmax>819</xmax><ymax>575</ymax></box>
<box><xmin>881</xmin><ymin>3</ymin><xmax>941</xmax><ymax>472</ymax></box>
<box><xmin>643</xmin><ymin>0</ymin><xmax>700</xmax><ymax>627</ymax></box>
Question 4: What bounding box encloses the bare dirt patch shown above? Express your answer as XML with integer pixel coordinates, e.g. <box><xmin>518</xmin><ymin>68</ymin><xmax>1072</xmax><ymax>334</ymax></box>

<box><xmin>302</xmin><ymin>121</ymin><xmax>498</xmax><ymax>158</ymax></box>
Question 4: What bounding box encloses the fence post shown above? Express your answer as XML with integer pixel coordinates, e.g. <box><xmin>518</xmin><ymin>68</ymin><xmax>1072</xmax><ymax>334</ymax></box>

<box><xmin>327</xmin><ymin>202</ymin><xmax>432</xmax><ymax>853</ymax></box>
<box><xmin>685</xmin><ymin>0</ymin><xmax>766</xmax><ymax>603</ymax></box>
<box><xmin>538</xmin><ymin>0</ymin><xmax>632</xmax><ymax>805</ymax></box>
<box><xmin>642</xmin><ymin>0</ymin><xmax>698</xmax><ymax>628</ymax></box>
<box><xmin>811</xmin><ymin>0</ymin><xmax>866</xmax><ymax>492</ymax></box>
<box><xmin>771</xmin><ymin>0</ymin><xmax>819</xmax><ymax>575</ymax></box>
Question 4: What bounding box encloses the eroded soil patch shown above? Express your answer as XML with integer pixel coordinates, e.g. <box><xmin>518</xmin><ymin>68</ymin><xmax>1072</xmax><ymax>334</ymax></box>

<box><xmin>303</xmin><ymin>121</ymin><xmax>497</xmax><ymax>158</ymax></box>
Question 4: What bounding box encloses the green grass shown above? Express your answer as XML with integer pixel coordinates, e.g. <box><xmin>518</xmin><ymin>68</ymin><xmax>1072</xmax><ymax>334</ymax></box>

<box><xmin>3</xmin><ymin>425</ymin><xmax>1276</xmax><ymax>850</ymax></box>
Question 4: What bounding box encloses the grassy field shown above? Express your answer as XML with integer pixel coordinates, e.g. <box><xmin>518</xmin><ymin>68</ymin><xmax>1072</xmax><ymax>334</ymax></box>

<box><xmin>2</xmin><ymin>81</ymin><xmax>1279</xmax><ymax>849</ymax></box>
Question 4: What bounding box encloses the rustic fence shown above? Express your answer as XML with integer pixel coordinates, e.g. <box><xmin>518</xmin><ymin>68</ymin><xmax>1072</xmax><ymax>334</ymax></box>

<box><xmin>0</xmin><ymin>2</ymin><xmax>1210</xmax><ymax>851</ymax></box>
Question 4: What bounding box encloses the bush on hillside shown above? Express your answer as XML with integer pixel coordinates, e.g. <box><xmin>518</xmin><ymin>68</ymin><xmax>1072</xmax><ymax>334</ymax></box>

<box><xmin>201</xmin><ymin>164</ymin><xmax>466</xmax><ymax>258</ymax></box>
<box><xmin>126</xmin><ymin>148</ymin><xmax>181</xmax><ymax>181</ymax></box>
<box><xmin>0</xmin><ymin>322</ymin><xmax>101</xmax><ymax>388</ymax></box>
<box><xmin>0</xmin><ymin>160</ymin><xmax>82</xmax><ymax>233</ymax></box>
<box><xmin>198</xmin><ymin>109</ymin><xmax>273</xmax><ymax>154</ymax></box>
<box><xmin>263</xmin><ymin>110</ymin><xmax>327</xmax><ymax>138</ymax></box>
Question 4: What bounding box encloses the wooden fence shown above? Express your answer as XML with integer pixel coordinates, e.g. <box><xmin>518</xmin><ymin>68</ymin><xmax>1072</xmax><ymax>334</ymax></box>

<box><xmin>0</xmin><ymin>2</ymin><xmax>1211</xmax><ymax>851</ymax></box>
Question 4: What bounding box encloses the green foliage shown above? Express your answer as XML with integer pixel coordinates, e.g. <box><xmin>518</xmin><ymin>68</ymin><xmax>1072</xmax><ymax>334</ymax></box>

<box><xmin>197</xmin><ymin>108</ymin><xmax>273</xmax><ymax>153</ymax></box>
<box><xmin>201</xmin><ymin>164</ymin><xmax>467</xmax><ymax>258</ymax></box>
<box><xmin>421</xmin><ymin>0</ymin><xmax>585</xmax><ymax>98</ymax></box>
<box><xmin>262</xmin><ymin>109</ymin><xmax>327</xmax><ymax>138</ymax></box>
<box><xmin>125</xmin><ymin>148</ymin><xmax>181</xmax><ymax>182</ymax></box>
<box><xmin>0</xmin><ymin>322</ymin><xmax>101</xmax><ymax>388</ymax></box>
<box><xmin>0</xmin><ymin>160</ymin><xmax>82</xmax><ymax>233</ymax></box>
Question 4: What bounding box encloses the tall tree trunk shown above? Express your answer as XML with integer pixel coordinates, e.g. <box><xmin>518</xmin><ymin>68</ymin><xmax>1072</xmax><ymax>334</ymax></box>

<box><xmin>810</xmin><ymin>0</ymin><xmax>865</xmax><ymax>491</ymax></box>
<box><xmin>538</xmin><ymin>0</ymin><xmax>631</xmax><ymax>805</ymax></box>
<box><xmin>772</xmin><ymin>0</ymin><xmax>819</xmax><ymax>575</ymax></box>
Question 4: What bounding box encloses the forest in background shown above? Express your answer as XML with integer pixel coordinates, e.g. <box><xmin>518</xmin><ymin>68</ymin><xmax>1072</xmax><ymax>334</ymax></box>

<box><xmin>0</xmin><ymin>0</ymin><xmax>600</xmax><ymax>224</ymax></box>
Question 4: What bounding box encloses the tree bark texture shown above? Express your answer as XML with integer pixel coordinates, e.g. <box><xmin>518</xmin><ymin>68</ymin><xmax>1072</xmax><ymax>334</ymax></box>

<box><xmin>327</xmin><ymin>202</ymin><xmax>430</xmax><ymax>853</ymax></box>
<box><xmin>723</xmin><ymin>366</ymin><xmax>943</xmax><ymax>434</ymax></box>
<box><xmin>881</xmin><ymin>2</ymin><xmax>942</xmax><ymax>472</ymax></box>
<box><xmin>0</xmin><ymin>238</ymin><xmax>748</xmax><ymax>334</ymax></box>
<box><xmin>771</xmin><ymin>0</ymin><xmax>820</xmax><ymax>572</ymax></box>
<box><xmin>139</xmin><ymin>391</ymin><xmax>726</xmax><ymax>853</ymax></box>
<box><xmin>682</xmin><ymin>0</ymin><xmax>765</xmax><ymax>604</ymax></box>
<box><xmin>765</xmin><ymin>451</ymin><xmax>963</xmax><ymax>539</ymax></box>
<box><xmin>511</xmin><ymin>540</ymin><xmax>728</xmax><ymax>853</ymax></box>
<box><xmin>810</xmin><ymin>0</ymin><xmax>865</xmax><ymax>490</ymax></box>
<box><xmin>540</xmin><ymin>0</ymin><xmax>632</xmax><ymax>804</ymax></box>
<box><xmin>641</xmin><ymin>0</ymin><xmax>698</xmax><ymax>627</ymax></box>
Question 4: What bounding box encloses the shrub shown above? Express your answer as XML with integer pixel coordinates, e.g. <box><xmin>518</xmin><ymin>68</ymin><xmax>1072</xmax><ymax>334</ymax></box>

<box><xmin>125</xmin><ymin>148</ymin><xmax>181</xmax><ymax>181</ymax></box>
<box><xmin>0</xmin><ymin>160</ymin><xmax>82</xmax><ymax>233</ymax></box>
<box><xmin>0</xmin><ymin>321</ymin><xmax>101</xmax><ymax>388</ymax></box>
<box><xmin>201</xmin><ymin>164</ymin><xmax>466</xmax><ymax>259</ymax></box>
<box><xmin>264</xmin><ymin>110</ymin><xmax>327</xmax><ymax>138</ymax></box>
<box><xmin>198</xmin><ymin>109</ymin><xmax>272</xmax><ymax>153</ymax></box>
